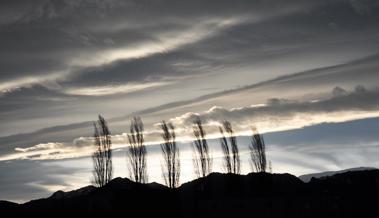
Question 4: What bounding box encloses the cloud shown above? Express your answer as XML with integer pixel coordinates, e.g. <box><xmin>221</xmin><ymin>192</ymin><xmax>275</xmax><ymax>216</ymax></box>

<box><xmin>70</xmin><ymin>18</ymin><xmax>242</xmax><ymax>67</ymax></box>
<box><xmin>3</xmin><ymin>0</ymin><xmax>378</xmax><ymax>93</ymax></box>
<box><xmin>1</xmin><ymin>142</ymin><xmax>81</xmax><ymax>161</ymax></box>
<box><xmin>1</xmin><ymin>50</ymin><xmax>379</xmax><ymax>156</ymax></box>
<box><xmin>1</xmin><ymin>0</ymin><xmax>379</xmax><ymax>162</ymax></box>
<box><xmin>64</xmin><ymin>81</ymin><xmax>171</xmax><ymax>96</ymax></box>
<box><xmin>1</xmin><ymin>85</ymin><xmax>378</xmax><ymax>162</ymax></box>
<box><xmin>1</xmin><ymin>49</ymin><xmax>379</xmax><ymax>157</ymax></box>
<box><xmin>0</xmin><ymin>0</ymin><xmax>251</xmax><ymax>93</ymax></box>
<box><xmin>2</xmin><ymin>117</ymin><xmax>379</xmax><ymax>203</ymax></box>
<box><xmin>0</xmin><ymin>72</ymin><xmax>65</xmax><ymax>94</ymax></box>
<box><xmin>0</xmin><ymin>131</ymin><xmax>133</xmax><ymax>161</ymax></box>
<box><xmin>1</xmin><ymin>0</ymin><xmax>379</xmax><ymax>139</ymax></box>
<box><xmin>350</xmin><ymin>0</ymin><xmax>379</xmax><ymax>15</ymax></box>
<box><xmin>0</xmin><ymin>159</ymin><xmax>90</xmax><ymax>202</ymax></box>
<box><xmin>2</xmin><ymin>0</ymin><xmax>379</xmax><ymax>203</ymax></box>
<box><xmin>15</xmin><ymin>142</ymin><xmax>64</xmax><ymax>152</ymax></box>
<box><xmin>263</xmin><ymin>116</ymin><xmax>379</xmax><ymax>174</ymax></box>
<box><xmin>169</xmin><ymin>85</ymin><xmax>379</xmax><ymax>134</ymax></box>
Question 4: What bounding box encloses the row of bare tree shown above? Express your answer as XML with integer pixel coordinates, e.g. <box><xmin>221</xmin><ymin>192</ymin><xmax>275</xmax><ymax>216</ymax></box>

<box><xmin>92</xmin><ymin>115</ymin><xmax>268</xmax><ymax>188</ymax></box>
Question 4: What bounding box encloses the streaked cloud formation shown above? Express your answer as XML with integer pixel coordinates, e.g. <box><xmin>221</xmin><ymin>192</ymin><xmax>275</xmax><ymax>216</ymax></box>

<box><xmin>1</xmin><ymin>0</ymin><xmax>379</xmax><ymax>202</ymax></box>
<box><xmin>2</xmin><ymin>84</ymin><xmax>379</xmax><ymax>162</ymax></box>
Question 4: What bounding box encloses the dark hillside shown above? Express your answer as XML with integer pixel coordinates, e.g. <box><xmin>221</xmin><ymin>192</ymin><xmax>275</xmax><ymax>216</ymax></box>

<box><xmin>1</xmin><ymin>170</ymin><xmax>379</xmax><ymax>218</ymax></box>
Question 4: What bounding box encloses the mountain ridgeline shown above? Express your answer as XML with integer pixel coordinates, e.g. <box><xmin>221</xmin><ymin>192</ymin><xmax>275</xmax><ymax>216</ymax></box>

<box><xmin>1</xmin><ymin>169</ymin><xmax>379</xmax><ymax>218</ymax></box>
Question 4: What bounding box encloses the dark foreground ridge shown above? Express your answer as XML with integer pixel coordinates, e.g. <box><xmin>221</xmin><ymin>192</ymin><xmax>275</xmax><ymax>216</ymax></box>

<box><xmin>1</xmin><ymin>170</ymin><xmax>379</xmax><ymax>218</ymax></box>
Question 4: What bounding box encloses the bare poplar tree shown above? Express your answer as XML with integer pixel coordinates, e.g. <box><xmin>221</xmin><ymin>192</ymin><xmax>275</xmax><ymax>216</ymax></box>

<box><xmin>249</xmin><ymin>127</ymin><xmax>267</xmax><ymax>172</ymax></box>
<box><xmin>192</xmin><ymin>118</ymin><xmax>212</xmax><ymax>178</ymax></box>
<box><xmin>160</xmin><ymin>121</ymin><xmax>180</xmax><ymax>188</ymax></box>
<box><xmin>219</xmin><ymin>126</ymin><xmax>232</xmax><ymax>173</ymax></box>
<box><xmin>92</xmin><ymin>115</ymin><xmax>113</xmax><ymax>187</ymax></box>
<box><xmin>127</xmin><ymin>116</ymin><xmax>148</xmax><ymax>183</ymax></box>
<box><xmin>219</xmin><ymin>121</ymin><xmax>240</xmax><ymax>174</ymax></box>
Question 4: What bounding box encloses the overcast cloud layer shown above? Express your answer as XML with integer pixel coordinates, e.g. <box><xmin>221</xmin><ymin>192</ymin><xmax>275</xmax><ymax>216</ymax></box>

<box><xmin>1</xmin><ymin>0</ymin><xmax>379</xmax><ymax>202</ymax></box>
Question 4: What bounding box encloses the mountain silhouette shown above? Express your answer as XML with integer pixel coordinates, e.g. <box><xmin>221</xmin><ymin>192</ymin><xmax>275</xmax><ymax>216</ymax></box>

<box><xmin>298</xmin><ymin>167</ymin><xmax>377</xmax><ymax>182</ymax></box>
<box><xmin>1</xmin><ymin>170</ymin><xmax>379</xmax><ymax>218</ymax></box>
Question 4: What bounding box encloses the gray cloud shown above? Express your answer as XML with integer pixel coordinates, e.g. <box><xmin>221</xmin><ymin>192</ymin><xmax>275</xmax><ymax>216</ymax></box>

<box><xmin>1</xmin><ymin>83</ymin><xmax>378</xmax><ymax>162</ymax></box>
<box><xmin>2</xmin><ymin>0</ymin><xmax>378</xmax><ymax>91</ymax></box>
<box><xmin>170</xmin><ymin>85</ymin><xmax>379</xmax><ymax>132</ymax></box>
<box><xmin>1</xmin><ymin>49</ymin><xmax>379</xmax><ymax>159</ymax></box>
<box><xmin>1</xmin><ymin>0</ymin><xmax>379</xmax><ymax>136</ymax></box>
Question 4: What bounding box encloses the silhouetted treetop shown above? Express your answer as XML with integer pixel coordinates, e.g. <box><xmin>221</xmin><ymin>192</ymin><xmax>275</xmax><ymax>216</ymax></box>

<box><xmin>92</xmin><ymin>115</ymin><xmax>113</xmax><ymax>187</ymax></box>
<box><xmin>219</xmin><ymin>120</ymin><xmax>240</xmax><ymax>174</ymax></box>
<box><xmin>192</xmin><ymin>118</ymin><xmax>212</xmax><ymax>178</ymax></box>
<box><xmin>160</xmin><ymin>121</ymin><xmax>180</xmax><ymax>188</ymax></box>
<box><xmin>250</xmin><ymin>127</ymin><xmax>267</xmax><ymax>173</ymax></box>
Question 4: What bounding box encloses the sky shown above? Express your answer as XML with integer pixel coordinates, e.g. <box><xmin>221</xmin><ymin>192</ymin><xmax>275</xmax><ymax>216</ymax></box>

<box><xmin>1</xmin><ymin>0</ymin><xmax>379</xmax><ymax>202</ymax></box>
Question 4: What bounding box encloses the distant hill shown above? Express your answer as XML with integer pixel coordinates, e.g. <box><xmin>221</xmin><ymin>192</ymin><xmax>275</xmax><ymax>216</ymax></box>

<box><xmin>298</xmin><ymin>167</ymin><xmax>377</xmax><ymax>182</ymax></box>
<box><xmin>1</xmin><ymin>170</ymin><xmax>379</xmax><ymax>218</ymax></box>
